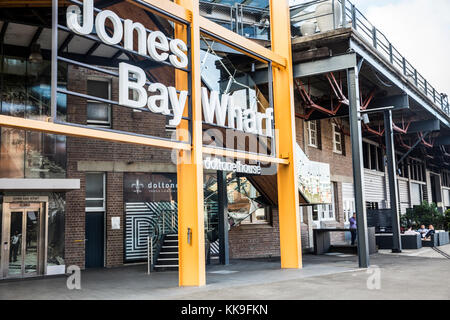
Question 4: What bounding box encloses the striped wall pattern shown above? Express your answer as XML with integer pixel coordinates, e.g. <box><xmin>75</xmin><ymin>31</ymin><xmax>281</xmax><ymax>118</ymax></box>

<box><xmin>125</xmin><ymin>202</ymin><xmax>178</xmax><ymax>262</ymax></box>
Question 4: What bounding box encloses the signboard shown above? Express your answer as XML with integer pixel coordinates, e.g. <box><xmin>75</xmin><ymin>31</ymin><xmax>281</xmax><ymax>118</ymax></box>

<box><xmin>111</xmin><ymin>217</ymin><xmax>121</xmax><ymax>230</ymax></box>
<box><xmin>123</xmin><ymin>173</ymin><xmax>177</xmax><ymax>203</ymax></box>
<box><xmin>3</xmin><ymin>196</ymin><xmax>48</xmax><ymax>203</ymax></box>
<box><xmin>295</xmin><ymin>144</ymin><xmax>332</xmax><ymax>204</ymax></box>
<box><xmin>203</xmin><ymin>157</ymin><xmax>261</xmax><ymax>174</ymax></box>
<box><xmin>65</xmin><ymin>0</ymin><xmax>275</xmax><ymax>138</ymax></box>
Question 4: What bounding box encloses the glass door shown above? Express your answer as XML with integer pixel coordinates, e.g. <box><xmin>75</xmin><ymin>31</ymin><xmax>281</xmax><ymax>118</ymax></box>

<box><xmin>7</xmin><ymin>211</ymin><xmax>23</xmax><ymax>277</ymax></box>
<box><xmin>1</xmin><ymin>203</ymin><xmax>43</xmax><ymax>279</ymax></box>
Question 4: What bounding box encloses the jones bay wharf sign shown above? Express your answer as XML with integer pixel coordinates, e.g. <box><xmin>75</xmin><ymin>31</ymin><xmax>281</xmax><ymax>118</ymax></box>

<box><xmin>66</xmin><ymin>0</ymin><xmax>274</xmax><ymax>137</ymax></box>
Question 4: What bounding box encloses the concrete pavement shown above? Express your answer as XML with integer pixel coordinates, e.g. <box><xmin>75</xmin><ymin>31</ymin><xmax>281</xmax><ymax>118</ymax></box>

<box><xmin>0</xmin><ymin>245</ymin><xmax>449</xmax><ymax>300</ymax></box>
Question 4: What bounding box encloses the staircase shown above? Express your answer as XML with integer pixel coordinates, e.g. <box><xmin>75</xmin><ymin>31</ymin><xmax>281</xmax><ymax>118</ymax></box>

<box><xmin>154</xmin><ymin>234</ymin><xmax>179</xmax><ymax>271</ymax></box>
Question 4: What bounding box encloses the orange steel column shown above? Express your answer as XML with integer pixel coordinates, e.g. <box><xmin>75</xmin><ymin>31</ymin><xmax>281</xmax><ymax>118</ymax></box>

<box><xmin>175</xmin><ymin>0</ymin><xmax>206</xmax><ymax>286</ymax></box>
<box><xmin>270</xmin><ymin>0</ymin><xmax>303</xmax><ymax>269</ymax></box>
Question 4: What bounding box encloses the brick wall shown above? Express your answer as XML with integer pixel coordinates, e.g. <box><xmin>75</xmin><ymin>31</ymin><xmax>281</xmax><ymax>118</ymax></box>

<box><xmin>65</xmin><ymin>64</ymin><xmax>173</xmax><ymax>268</ymax></box>
<box><xmin>64</xmin><ymin>171</ymin><xmax>85</xmax><ymax>268</ymax></box>
<box><xmin>105</xmin><ymin>172</ymin><xmax>124</xmax><ymax>267</ymax></box>
<box><xmin>229</xmin><ymin>209</ymin><xmax>280</xmax><ymax>259</ymax></box>
<box><xmin>63</xmin><ymin>62</ymin><xmax>356</xmax><ymax>267</ymax></box>
<box><xmin>295</xmin><ymin>105</ymin><xmax>354</xmax><ymax>245</ymax></box>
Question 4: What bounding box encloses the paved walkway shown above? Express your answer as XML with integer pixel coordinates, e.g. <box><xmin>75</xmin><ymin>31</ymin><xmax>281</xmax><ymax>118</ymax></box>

<box><xmin>0</xmin><ymin>245</ymin><xmax>449</xmax><ymax>300</ymax></box>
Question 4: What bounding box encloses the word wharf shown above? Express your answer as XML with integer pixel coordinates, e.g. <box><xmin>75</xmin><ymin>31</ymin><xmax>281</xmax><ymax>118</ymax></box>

<box><xmin>67</xmin><ymin>0</ymin><xmax>274</xmax><ymax>136</ymax></box>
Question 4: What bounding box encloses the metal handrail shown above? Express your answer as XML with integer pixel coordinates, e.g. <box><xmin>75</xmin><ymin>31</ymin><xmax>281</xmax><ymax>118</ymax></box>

<box><xmin>290</xmin><ymin>0</ymin><xmax>450</xmax><ymax>116</ymax></box>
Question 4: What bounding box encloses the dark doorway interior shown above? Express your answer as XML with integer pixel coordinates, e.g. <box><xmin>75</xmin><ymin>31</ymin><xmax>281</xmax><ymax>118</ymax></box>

<box><xmin>85</xmin><ymin>212</ymin><xmax>104</xmax><ymax>268</ymax></box>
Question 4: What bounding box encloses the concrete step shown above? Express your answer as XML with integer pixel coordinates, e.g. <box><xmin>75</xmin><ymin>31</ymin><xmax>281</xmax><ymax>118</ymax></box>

<box><xmin>154</xmin><ymin>264</ymin><xmax>179</xmax><ymax>272</ymax></box>
<box><xmin>159</xmin><ymin>252</ymin><xmax>178</xmax><ymax>259</ymax></box>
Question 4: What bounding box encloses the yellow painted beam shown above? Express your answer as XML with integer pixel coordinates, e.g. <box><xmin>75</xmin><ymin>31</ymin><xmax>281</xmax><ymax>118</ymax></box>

<box><xmin>135</xmin><ymin>0</ymin><xmax>192</xmax><ymax>23</ymax></box>
<box><xmin>202</xmin><ymin>147</ymin><xmax>289</xmax><ymax>165</ymax></box>
<box><xmin>0</xmin><ymin>1</ymin><xmax>69</xmax><ymax>7</ymax></box>
<box><xmin>199</xmin><ymin>16</ymin><xmax>286</xmax><ymax>68</ymax></box>
<box><xmin>270</xmin><ymin>0</ymin><xmax>303</xmax><ymax>269</ymax></box>
<box><xmin>0</xmin><ymin>115</ymin><xmax>190</xmax><ymax>151</ymax></box>
<box><xmin>175</xmin><ymin>0</ymin><xmax>206</xmax><ymax>287</ymax></box>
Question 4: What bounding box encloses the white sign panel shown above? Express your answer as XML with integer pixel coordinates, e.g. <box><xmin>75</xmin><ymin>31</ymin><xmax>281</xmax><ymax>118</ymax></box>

<box><xmin>296</xmin><ymin>144</ymin><xmax>332</xmax><ymax>204</ymax></box>
<box><xmin>111</xmin><ymin>217</ymin><xmax>121</xmax><ymax>230</ymax></box>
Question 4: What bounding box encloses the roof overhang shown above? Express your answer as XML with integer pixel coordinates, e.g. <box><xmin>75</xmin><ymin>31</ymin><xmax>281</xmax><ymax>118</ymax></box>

<box><xmin>0</xmin><ymin>179</ymin><xmax>80</xmax><ymax>191</ymax></box>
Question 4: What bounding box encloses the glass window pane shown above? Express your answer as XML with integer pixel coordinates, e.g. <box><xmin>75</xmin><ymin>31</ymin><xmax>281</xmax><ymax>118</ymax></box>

<box><xmin>0</xmin><ymin>128</ymin><xmax>25</xmax><ymax>178</ymax></box>
<box><xmin>86</xmin><ymin>173</ymin><xmax>104</xmax><ymax>199</ymax></box>
<box><xmin>87</xmin><ymin>102</ymin><xmax>110</xmax><ymax>123</ymax></box>
<box><xmin>25</xmin><ymin>210</ymin><xmax>39</xmax><ymax>274</ymax></box>
<box><xmin>377</xmin><ymin>147</ymin><xmax>384</xmax><ymax>172</ymax></box>
<box><xmin>47</xmin><ymin>193</ymin><xmax>65</xmax><ymax>267</ymax></box>
<box><xmin>87</xmin><ymin>80</ymin><xmax>109</xmax><ymax>99</ymax></box>
<box><xmin>86</xmin><ymin>200</ymin><xmax>104</xmax><ymax>208</ymax></box>
<box><xmin>226</xmin><ymin>173</ymin><xmax>269</xmax><ymax>225</ymax></box>
<box><xmin>370</xmin><ymin>145</ymin><xmax>377</xmax><ymax>170</ymax></box>
<box><xmin>312</xmin><ymin>206</ymin><xmax>318</xmax><ymax>221</ymax></box>
<box><xmin>363</xmin><ymin>142</ymin><xmax>369</xmax><ymax>169</ymax></box>
<box><xmin>9</xmin><ymin>212</ymin><xmax>23</xmax><ymax>276</ymax></box>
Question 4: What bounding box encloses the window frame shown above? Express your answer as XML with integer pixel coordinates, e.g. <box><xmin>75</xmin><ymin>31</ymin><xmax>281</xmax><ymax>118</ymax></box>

<box><xmin>308</xmin><ymin>120</ymin><xmax>318</xmax><ymax>148</ymax></box>
<box><xmin>86</xmin><ymin>78</ymin><xmax>112</xmax><ymax>128</ymax></box>
<box><xmin>332</xmin><ymin>123</ymin><xmax>343</xmax><ymax>154</ymax></box>
<box><xmin>312</xmin><ymin>183</ymin><xmax>336</xmax><ymax>223</ymax></box>
<box><xmin>85</xmin><ymin>172</ymin><xmax>106</xmax><ymax>213</ymax></box>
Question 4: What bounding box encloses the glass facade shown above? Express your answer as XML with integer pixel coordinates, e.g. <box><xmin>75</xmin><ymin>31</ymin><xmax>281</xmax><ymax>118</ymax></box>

<box><xmin>47</xmin><ymin>193</ymin><xmax>65</xmax><ymax>268</ymax></box>
<box><xmin>226</xmin><ymin>173</ymin><xmax>270</xmax><ymax>225</ymax></box>
<box><xmin>0</xmin><ymin>53</ymin><xmax>68</xmax><ymax>179</ymax></box>
<box><xmin>204</xmin><ymin>173</ymin><xmax>219</xmax><ymax>245</ymax></box>
<box><xmin>199</xmin><ymin>0</ymin><xmax>270</xmax><ymax>41</ymax></box>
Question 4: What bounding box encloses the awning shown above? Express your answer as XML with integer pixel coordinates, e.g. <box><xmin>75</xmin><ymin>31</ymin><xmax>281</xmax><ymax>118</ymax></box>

<box><xmin>0</xmin><ymin>179</ymin><xmax>80</xmax><ymax>191</ymax></box>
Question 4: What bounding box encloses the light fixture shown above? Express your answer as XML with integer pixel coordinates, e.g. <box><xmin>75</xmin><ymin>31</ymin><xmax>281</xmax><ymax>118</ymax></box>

<box><xmin>29</xmin><ymin>43</ymin><xmax>43</xmax><ymax>64</ymax></box>
<box><xmin>362</xmin><ymin>113</ymin><xmax>370</xmax><ymax>125</ymax></box>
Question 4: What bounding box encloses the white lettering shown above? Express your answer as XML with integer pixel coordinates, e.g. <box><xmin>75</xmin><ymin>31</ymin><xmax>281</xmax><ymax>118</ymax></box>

<box><xmin>243</xmin><ymin>109</ymin><xmax>257</xmax><ymax>134</ymax></box>
<box><xmin>147</xmin><ymin>31</ymin><xmax>170</xmax><ymax>62</ymax></box>
<box><xmin>203</xmin><ymin>157</ymin><xmax>261</xmax><ymax>174</ymax></box>
<box><xmin>201</xmin><ymin>88</ymin><xmax>229</xmax><ymax>126</ymax></box>
<box><xmin>95</xmin><ymin>10</ymin><xmax>123</xmax><ymax>45</ymax></box>
<box><xmin>124</xmin><ymin>20</ymin><xmax>147</xmax><ymax>56</ymax></box>
<box><xmin>66</xmin><ymin>0</ymin><xmax>94</xmax><ymax>35</ymax></box>
<box><xmin>66</xmin><ymin>1</ymin><xmax>188</xmax><ymax>69</ymax></box>
<box><xmin>169</xmin><ymin>39</ymin><xmax>189</xmax><ymax>69</ymax></box>
<box><xmin>148</xmin><ymin>83</ymin><xmax>170</xmax><ymax>115</ymax></box>
<box><xmin>119</xmin><ymin>63</ymin><xmax>147</xmax><ymax>109</ymax></box>
<box><xmin>168</xmin><ymin>87</ymin><xmax>188</xmax><ymax>127</ymax></box>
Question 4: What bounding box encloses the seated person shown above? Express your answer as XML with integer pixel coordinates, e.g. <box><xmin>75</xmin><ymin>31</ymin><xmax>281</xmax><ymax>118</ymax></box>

<box><xmin>423</xmin><ymin>225</ymin><xmax>435</xmax><ymax>241</ymax></box>
<box><xmin>404</xmin><ymin>226</ymin><xmax>419</xmax><ymax>235</ymax></box>
<box><xmin>417</xmin><ymin>225</ymin><xmax>429</xmax><ymax>239</ymax></box>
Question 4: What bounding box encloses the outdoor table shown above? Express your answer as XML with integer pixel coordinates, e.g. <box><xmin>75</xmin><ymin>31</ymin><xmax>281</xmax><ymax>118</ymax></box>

<box><xmin>313</xmin><ymin>227</ymin><xmax>376</xmax><ymax>255</ymax></box>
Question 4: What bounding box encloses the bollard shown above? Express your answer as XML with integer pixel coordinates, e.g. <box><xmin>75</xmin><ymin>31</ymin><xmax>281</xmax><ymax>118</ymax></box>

<box><xmin>147</xmin><ymin>236</ymin><xmax>153</xmax><ymax>274</ymax></box>
<box><xmin>147</xmin><ymin>236</ymin><xmax>151</xmax><ymax>274</ymax></box>
<box><xmin>163</xmin><ymin>212</ymin><xmax>165</xmax><ymax>234</ymax></box>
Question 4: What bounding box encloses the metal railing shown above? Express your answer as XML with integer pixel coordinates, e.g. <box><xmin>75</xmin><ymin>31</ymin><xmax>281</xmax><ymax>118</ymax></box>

<box><xmin>161</xmin><ymin>209</ymin><xmax>178</xmax><ymax>235</ymax></box>
<box><xmin>290</xmin><ymin>0</ymin><xmax>450</xmax><ymax>116</ymax></box>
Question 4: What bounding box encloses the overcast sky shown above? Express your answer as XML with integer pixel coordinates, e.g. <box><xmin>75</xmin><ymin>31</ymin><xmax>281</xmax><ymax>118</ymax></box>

<box><xmin>289</xmin><ymin>0</ymin><xmax>450</xmax><ymax>96</ymax></box>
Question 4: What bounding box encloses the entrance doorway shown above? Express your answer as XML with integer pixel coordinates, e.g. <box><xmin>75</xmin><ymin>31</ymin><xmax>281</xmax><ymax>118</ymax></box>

<box><xmin>85</xmin><ymin>212</ymin><xmax>104</xmax><ymax>268</ymax></box>
<box><xmin>1</xmin><ymin>201</ymin><xmax>47</xmax><ymax>279</ymax></box>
